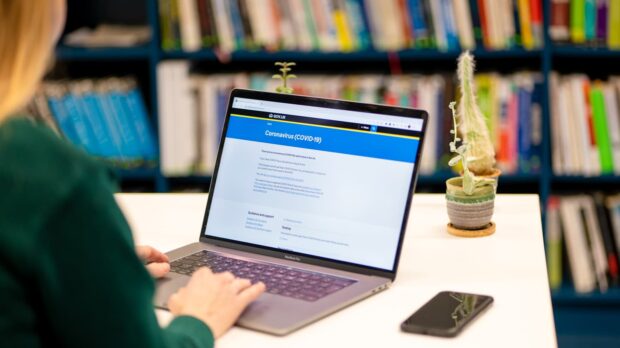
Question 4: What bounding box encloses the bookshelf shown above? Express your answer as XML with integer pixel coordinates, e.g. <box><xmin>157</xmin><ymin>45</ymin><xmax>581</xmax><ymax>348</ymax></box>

<box><xmin>51</xmin><ymin>0</ymin><xmax>620</xmax><ymax>343</ymax></box>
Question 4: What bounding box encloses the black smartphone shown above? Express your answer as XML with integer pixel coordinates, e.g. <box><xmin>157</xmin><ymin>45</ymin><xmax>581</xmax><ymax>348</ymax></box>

<box><xmin>400</xmin><ymin>291</ymin><xmax>494</xmax><ymax>338</ymax></box>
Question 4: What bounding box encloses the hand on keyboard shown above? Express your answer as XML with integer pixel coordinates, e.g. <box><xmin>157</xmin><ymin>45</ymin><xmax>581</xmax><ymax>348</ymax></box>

<box><xmin>168</xmin><ymin>267</ymin><xmax>266</xmax><ymax>338</ymax></box>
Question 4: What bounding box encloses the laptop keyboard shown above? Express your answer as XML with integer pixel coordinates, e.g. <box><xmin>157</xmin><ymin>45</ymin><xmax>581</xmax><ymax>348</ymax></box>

<box><xmin>170</xmin><ymin>250</ymin><xmax>357</xmax><ymax>302</ymax></box>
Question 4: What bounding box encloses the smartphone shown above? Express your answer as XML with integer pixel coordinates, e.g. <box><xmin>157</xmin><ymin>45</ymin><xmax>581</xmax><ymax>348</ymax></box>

<box><xmin>400</xmin><ymin>291</ymin><xmax>493</xmax><ymax>338</ymax></box>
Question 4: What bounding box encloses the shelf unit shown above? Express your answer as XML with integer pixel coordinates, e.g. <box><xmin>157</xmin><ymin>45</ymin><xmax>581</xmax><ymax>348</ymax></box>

<box><xmin>54</xmin><ymin>0</ymin><xmax>620</xmax><ymax>334</ymax></box>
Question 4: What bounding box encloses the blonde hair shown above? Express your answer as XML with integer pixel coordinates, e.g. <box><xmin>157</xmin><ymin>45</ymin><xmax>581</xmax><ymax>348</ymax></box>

<box><xmin>0</xmin><ymin>0</ymin><xmax>55</xmax><ymax>121</ymax></box>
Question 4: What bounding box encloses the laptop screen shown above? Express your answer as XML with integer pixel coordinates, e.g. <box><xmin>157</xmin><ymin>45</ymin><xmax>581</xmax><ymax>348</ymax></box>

<box><xmin>203</xmin><ymin>91</ymin><xmax>426</xmax><ymax>272</ymax></box>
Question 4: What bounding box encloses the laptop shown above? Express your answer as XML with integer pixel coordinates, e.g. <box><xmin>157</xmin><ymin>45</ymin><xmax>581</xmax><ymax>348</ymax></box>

<box><xmin>155</xmin><ymin>89</ymin><xmax>428</xmax><ymax>336</ymax></box>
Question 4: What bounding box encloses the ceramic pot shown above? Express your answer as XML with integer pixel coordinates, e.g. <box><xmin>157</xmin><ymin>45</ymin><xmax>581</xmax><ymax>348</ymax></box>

<box><xmin>445</xmin><ymin>177</ymin><xmax>496</xmax><ymax>230</ymax></box>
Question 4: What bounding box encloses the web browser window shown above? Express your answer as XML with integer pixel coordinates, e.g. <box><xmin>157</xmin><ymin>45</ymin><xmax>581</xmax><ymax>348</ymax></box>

<box><xmin>204</xmin><ymin>97</ymin><xmax>424</xmax><ymax>271</ymax></box>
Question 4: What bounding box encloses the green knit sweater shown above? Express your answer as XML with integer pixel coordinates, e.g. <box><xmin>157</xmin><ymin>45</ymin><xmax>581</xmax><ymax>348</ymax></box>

<box><xmin>0</xmin><ymin>118</ymin><xmax>214</xmax><ymax>347</ymax></box>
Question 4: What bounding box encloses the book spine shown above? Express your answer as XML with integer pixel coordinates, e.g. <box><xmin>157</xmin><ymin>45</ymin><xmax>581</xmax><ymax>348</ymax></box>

<box><xmin>590</xmin><ymin>85</ymin><xmax>614</xmax><ymax>174</ymax></box>
<box><xmin>227</xmin><ymin>0</ymin><xmax>246</xmax><ymax>49</ymax></box>
<box><xmin>109</xmin><ymin>88</ymin><xmax>143</xmax><ymax>161</ymax></box>
<box><xmin>468</xmin><ymin>0</ymin><xmax>484</xmax><ymax>47</ymax></box>
<box><xmin>346</xmin><ymin>0</ymin><xmax>371</xmax><ymax>50</ymax></box>
<box><xmin>477</xmin><ymin>0</ymin><xmax>490</xmax><ymax>48</ymax></box>
<box><xmin>81</xmin><ymin>88</ymin><xmax>118</xmax><ymax>159</ymax></box>
<box><xmin>159</xmin><ymin>0</ymin><xmax>176</xmax><ymax>51</ymax></box>
<box><xmin>550</xmin><ymin>0</ymin><xmax>570</xmax><ymax>41</ymax></box>
<box><xmin>124</xmin><ymin>86</ymin><xmax>158</xmax><ymax>161</ymax></box>
<box><xmin>63</xmin><ymin>90</ymin><xmax>98</xmax><ymax>153</ymax></box>
<box><xmin>585</xmin><ymin>0</ymin><xmax>597</xmax><ymax>41</ymax></box>
<box><xmin>439</xmin><ymin>0</ymin><xmax>459</xmax><ymax>51</ymax></box>
<box><xmin>596</xmin><ymin>0</ymin><xmax>609</xmax><ymax>42</ymax></box>
<box><xmin>571</xmin><ymin>0</ymin><xmax>586</xmax><ymax>43</ymax></box>
<box><xmin>303</xmin><ymin>0</ymin><xmax>322</xmax><ymax>50</ymax></box>
<box><xmin>610</xmin><ymin>0</ymin><xmax>620</xmax><ymax>48</ymax></box>
<box><xmin>332</xmin><ymin>0</ymin><xmax>355</xmax><ymax>51</ymax></box>
<box><xmin>530</xmin><ymin>0</ymin><xmax>543</xmax><ymax>47</ymax></box>
<box><xmin>518</xmin><ymin>0</ymin><xmax>535</xmax><ymax>49</ymax></box>
<box><xmin>408</xmin><ymin>0</ymin><xmax>430</xmax><ymax>47</ymax></box>
<box><xmin>546</xmin><ymin>197</ymin><xmax>563</xmax><ymax>290</ymax></box>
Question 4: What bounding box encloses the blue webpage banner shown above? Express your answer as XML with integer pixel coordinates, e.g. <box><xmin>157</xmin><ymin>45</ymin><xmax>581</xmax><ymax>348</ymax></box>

<box><xmin>226</xmin><ymin>114</ymin><xmax>420</xmax><ymax>163</ymax></box>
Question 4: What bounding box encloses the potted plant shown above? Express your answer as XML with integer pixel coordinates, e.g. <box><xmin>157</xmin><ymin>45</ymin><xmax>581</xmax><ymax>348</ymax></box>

<box><xmin>445</xmin><ymin>51</ymin><xmax>501</xmax><ymax>237</ymax></box>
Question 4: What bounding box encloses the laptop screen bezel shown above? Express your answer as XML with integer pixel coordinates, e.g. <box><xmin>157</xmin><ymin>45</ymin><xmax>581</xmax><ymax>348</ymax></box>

<box><xmin>198</xmin><ymin>89</ymin><xmax>428</xmax><ymax>281</ymax></box>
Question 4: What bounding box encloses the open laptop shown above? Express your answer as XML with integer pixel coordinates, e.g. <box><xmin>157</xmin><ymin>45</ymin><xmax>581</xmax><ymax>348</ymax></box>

<box><xmin>155</xmin><ymin>89</ymin><xmax>428</xmax><ymax>335</ymax></box>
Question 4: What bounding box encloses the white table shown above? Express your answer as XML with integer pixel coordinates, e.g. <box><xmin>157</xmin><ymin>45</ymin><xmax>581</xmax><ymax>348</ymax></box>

<box><xmin>116</xmin><ymin>193</ymin><xmax>557</xmax><ymax>348</ymax></box>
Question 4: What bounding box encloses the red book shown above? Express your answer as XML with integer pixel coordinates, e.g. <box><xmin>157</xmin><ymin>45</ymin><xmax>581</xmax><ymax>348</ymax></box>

<box><xmin>477</xmin><ymin>0</ymin><xmax>490</xmax><ymax>48</ymax></box>
<box><xmin>582</xmin><ymin>80</ymin><xmax>596</xmax><ymax>147</ymax></box>
<box><xmin>398</xmin><ymin>0</ymin><xmax>415</xmax><ymax>46</ymax></box>
<box><xmin>550</xmin><ymin>0</ymin><xmax>570</xmax><ymax>41</ymax></box>
<box><xmin>530</xmin><ymin>0</ymin><xmax>543</xmax><ymax>45</ymax></box>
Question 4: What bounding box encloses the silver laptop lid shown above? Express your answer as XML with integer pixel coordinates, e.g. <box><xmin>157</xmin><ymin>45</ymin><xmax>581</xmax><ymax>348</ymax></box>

<box><xmin>200</xmin><ymin>89</ymin><xmax>427</xmax><ymax>279</ymax></box>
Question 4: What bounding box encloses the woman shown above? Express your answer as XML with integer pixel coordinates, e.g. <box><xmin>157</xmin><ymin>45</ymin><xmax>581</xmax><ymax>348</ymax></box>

<box><xmin>0</xmin><ymin>1</ymin><xmax>265</xmax><ymax>347</ymax></box>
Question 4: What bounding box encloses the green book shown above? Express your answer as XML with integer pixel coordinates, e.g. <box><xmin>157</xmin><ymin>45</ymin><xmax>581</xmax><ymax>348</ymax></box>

<box><xmin>610</xmin><ymin>0</ymin><xmax>620</xmax><ymax>48</ymax></box>
<box><xmin>570</xmin><ymin>0</ymin><xmax>586</xmax><ymax>43</ymax></box>
<box><xmin>546</xmin><ymin>197</ymin><xmax>562</xmax><ymax>290</ymax></box>
<box><xmin>590</xmin><ymin>86</ymin><xmax>614</xmax><ymax>174</ymax></box>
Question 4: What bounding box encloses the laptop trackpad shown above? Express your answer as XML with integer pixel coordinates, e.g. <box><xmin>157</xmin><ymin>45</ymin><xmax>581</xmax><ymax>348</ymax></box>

<box><xmin>154</xmin><ymin>273</ymin><xmax>190</xmax><ymax>309</ymax></box>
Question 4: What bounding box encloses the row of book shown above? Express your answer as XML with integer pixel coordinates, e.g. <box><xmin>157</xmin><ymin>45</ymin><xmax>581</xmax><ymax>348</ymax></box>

<box><xmin>157</xmin><ymin>61</ymin><xmax>542</xmax><ymax>176</ymax></box>
<box><xmin>547</xmin><ymin>194</ymin><xmax>620</xmax><ymax>293</ymax></box>
<box><xmin>159</xmin><ymin>0</ymin><xmax>545</xmax><ymax>53</ymax></box>
<box><xmin>550</xmin><ymin>0</ymin><xmax>620</xmax><ymax>48</ymax></box>
<box><xmin>25</xmin><ymin>78</ymin><xmax>158</xmax><ymax>166</ymax></box>
<box><xmin>550</xmin><ymin>74</ymin><xmax>620</xmax><ymax>176</ymax></box>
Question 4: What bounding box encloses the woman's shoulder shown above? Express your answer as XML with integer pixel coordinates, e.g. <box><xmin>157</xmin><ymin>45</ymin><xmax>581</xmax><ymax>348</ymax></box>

<box><xmin>0</xmin><ymin>116</ymin><xmax>116</xmax><ymax>206</ymax></box>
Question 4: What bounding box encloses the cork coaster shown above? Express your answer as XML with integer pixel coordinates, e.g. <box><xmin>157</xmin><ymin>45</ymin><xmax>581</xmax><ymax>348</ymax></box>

<box><xmin>447</xmin><ymin>222</ymin><xmax>496</xmax><ymax>238</ymax></box>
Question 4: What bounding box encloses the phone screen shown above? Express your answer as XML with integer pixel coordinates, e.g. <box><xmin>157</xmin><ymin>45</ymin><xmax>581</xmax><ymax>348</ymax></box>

<box><xmin>401</xmin><ymin>291</ymin><xmax>493</xmax><ymax>337</ymax></box>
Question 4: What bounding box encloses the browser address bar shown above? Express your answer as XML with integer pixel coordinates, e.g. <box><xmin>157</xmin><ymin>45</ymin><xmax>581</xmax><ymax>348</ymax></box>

<box><xmin>232</xmin><ymin>97</ymin><xmax>424</xmax><ymax>131</ymax></box>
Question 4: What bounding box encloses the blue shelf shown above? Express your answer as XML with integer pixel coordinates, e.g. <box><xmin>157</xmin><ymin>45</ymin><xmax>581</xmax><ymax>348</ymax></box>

<box><xmin>552</xmin><ymin>175</ymin><xmax>620</xmax><ymax>185</ymax></box>
<box><xmin>418</xmin><ymin>172</ymin><xmax>540</xmax><ymax>186</ymax></box>
<box><xmin>161</xmin><ymin>48</ymin><xmax>543</xmax><ymax>62</ymax></box>
<box><xmin>552</xmin><ymin>286</ymin><xmax>620</xmax><ymax>306</ymax></box>
<box><xmin>114</xmin><ymin>167</ymin><xmax>159</xmax><ymax>180</ymax></box>
<box><xmin>55</xmin><ymin>45</ymin><xmax>151</xmax><ymax>61</ymax></box>
<box><xmin>551</xmin><ymin>45</ymin><xmax>620</xmax><ymax>58</ymax></box>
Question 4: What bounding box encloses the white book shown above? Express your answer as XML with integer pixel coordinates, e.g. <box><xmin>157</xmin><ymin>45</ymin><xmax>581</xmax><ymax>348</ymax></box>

<box><xmin>569</xmin><ymin>76</ymin><xmax>594</xmax><ymax>175</ymax></box>
<box><xmin>559</xmin><ymin>80</ymin><xmax>578</xmax><ymax>174</ymax></box>
<box><xmin>579</xmin><ymin>195</ymin><xmax>609</xmax><ymax>292</ymax></box>
<box><xmin>315</xmin><ymin>0</ymin><xmax>339</xmax><ymax>51</ymax></box>
<box><xmin>549</xmin><ymin>74</ymin><xmax>564</xmax><ymax>174</ymax></box>
<box><xmin>603</xmin><ymin>84</ymin><xmax>620</xmax><ymax>175</ymax></box>
<box><xmin>157</xmin><ymin>62</ymin><xmax>178</xmax><ymax>175</ymax></box>
<box><xmin>178</xmin><ymin>0</ymin><xmax>201</xmax><ymax>51</ymax></box>
<box><xmin>289</xmin><ymin>0</ymin><xmax>313</xmax><ymax>50</ymax></box>
<box><xmin>484</xmin><ymin>0</ymin><xmax>502</xmax><ymax>49</ymax></box>
<box><xmin>275</xmin><ymin>0</ymin><xmax>298</xmax><ymax>50</ymax></box>
<box><xmin>453</xmin><ymin>0</ymin><xmax>475</xmax><ymax>49</ymax></box>
<box><xmin>418</xmin><ymin>76</ymin><xmax>441</xmax><ymax>174</ymax></box>
<box><xmin>430</xmin><ymin>0</ymin><xmax>448</xmax><ymax>50</ymax></box>
<box><xmin>246</xmin><ymin>0</ymin><xmax>279</xmax><ymax>49</ymax></box>
<box><xmin>195</xmin><ymin>76</ymin><xmax>218</xmax><ymax>174</ymax></box>
<box><xmin>174</xmin><ymin>62</ymin><xmax>198</xmax><ymax>176</ymax></box>
<box><xmin>212</xmin><ymin>0</ymin><xmax>236</xmax><ymax>52</ymax></box>
<box><xmin>559</xmin><ymin>197</ymin><xmax>597</xmax><ymax>293</ymax></box>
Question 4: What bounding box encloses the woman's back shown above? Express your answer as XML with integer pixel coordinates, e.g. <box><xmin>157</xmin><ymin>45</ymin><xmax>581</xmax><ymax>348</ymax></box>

<box><xmin>0</xmin><ymin>118</ymin><xmax>214</xmax><ymax>347</ymax></box>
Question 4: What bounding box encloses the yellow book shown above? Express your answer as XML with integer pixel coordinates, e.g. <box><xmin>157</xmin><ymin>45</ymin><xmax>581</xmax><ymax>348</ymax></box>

<box><xmin>333</xmin><ymin>6</ymin><xmax>355</xmax><ymax>52</ymax></box>
<box><xmin>609</xmin><ymin>0</ymin><xmax>620</xmax><ymax>48</ymax></box>
<box><xmin>517</xmin><ymin>0</ymin><xmax>535</xmax><ymax>49</ymax></box>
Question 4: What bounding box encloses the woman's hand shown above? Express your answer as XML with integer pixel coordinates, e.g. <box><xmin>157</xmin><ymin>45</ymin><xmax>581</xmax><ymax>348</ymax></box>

<box><xmin>168</xmin><ymin>268</ymin><xmax>266</xmax><ymax>338</ymax></box>
<box><xmin>136</xmin><ymin>245</ymin><xmax>170</xmax><ymax>279</ymax></box>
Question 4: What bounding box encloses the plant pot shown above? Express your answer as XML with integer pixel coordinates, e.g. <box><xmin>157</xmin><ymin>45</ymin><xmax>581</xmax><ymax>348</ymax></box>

<box><xmin>445</xmin><ymin>177</ymin><xmax>496</xmax><ymax>231</ymax></box>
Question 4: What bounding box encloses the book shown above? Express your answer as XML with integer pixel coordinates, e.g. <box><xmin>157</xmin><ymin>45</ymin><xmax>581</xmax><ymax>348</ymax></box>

<box><xmin>454</xmin><ymin>0</ymin><xmax>475</xmax><ymax>49</ymax></box>
<box><xmin>590</xmin><ymin>84</ymin><xmax>614</xmax><ymax>174</ymax></box>
<box><xmin>517</xmin><ymin>0</ymin><xmax>535</xmax><ymax>49</ymax></box>
<box><xmin>579</xmin><ymin>195</ymin><xmax>609</xmax><ymax>292</ymax></box>
<box><xmin>610</xmin><ymin>0</ymin><xmax>620</xmax><ymax>48</ymax></box>
<box><xmin>570</xmin><ymin>0</ymin><xmax>587</xmax><ymax>43</ymax></box>
<box><xmin>593</xmin><ymin>192</ymin><xmax>620</xmax><ymax>286</ymax></box>
<box><xmin>547</xmin><ymin>197</ymin><xmax>563</xmax><ymax>290</ymax></box>
<box><xmin>560</xmin><ymin>196</ymin><xmax>597</xmax><ymax>293</ymax></box>
<box><xmin>550</xmin><ymin>0</ymin><xmax>570</xmax><ymax>41</ymax></box>
<box><xmin>178</xmin><ymin>0</ymin><xmax>201</xmax><ymax>51</ymax></box>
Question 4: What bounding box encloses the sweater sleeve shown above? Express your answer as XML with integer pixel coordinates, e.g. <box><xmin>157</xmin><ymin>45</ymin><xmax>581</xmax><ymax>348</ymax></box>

<box><xmin>36</xmin><ymin>168</ymin><xmax>214</xmax><ymax>348</ymax></box>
